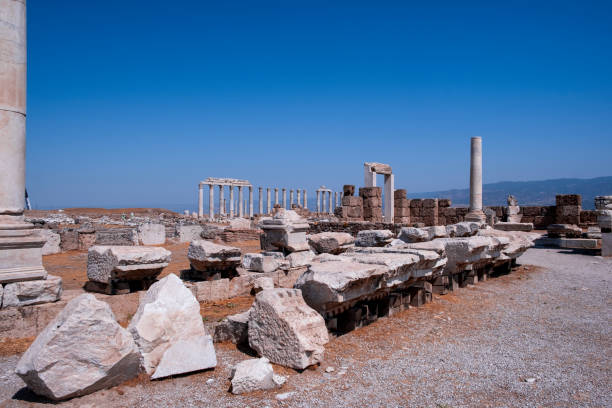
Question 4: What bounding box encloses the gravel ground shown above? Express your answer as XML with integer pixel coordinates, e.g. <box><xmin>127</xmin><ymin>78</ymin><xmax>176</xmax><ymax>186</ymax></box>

<box><xmin>0</xmin><ymin>247</ymin><xmax>610</xmax><ymax>407</ymax></box>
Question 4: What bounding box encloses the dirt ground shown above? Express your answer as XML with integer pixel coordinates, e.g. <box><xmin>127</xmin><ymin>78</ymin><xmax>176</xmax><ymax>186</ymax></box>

<box><xmin>0</xmin><ymin>247</ymin><xmax>610</xmax><ymax>407</ymax></box>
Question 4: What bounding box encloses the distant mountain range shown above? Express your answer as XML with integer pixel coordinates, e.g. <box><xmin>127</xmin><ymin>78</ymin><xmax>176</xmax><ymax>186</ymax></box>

<box><xmin>406</xmin><ymin>177</ymin><xmax>612</xmax><ymax>209</ymax></box>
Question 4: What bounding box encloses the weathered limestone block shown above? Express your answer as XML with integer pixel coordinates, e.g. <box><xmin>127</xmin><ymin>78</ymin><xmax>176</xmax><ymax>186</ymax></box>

<box><xmin>87</xmin><ymin>246</ymin><xmax>171</xmax><ymax>284</ymax></box>
<box><xmin>286</xmin><ymin>250</ymin><xmax>315</xmax><ymax>268</ymax></box>
<box><xmin>95</xmin><ymin>228</ymin><xmax>138</xmax><ymax>246</ymax></box>
<box><xmin>595</xmin><ymin>196</ymin><xmax>612</xmax><ymax>210</ymax></box>
<box><xmin>398</xmin><ymin>227</ymin><xmax>429</xmax><ymax>243</ymax></box>
<box><xmin>15</xmin><ymin>294</ymin><xmax>140</xmax><ymax>401</ymax></box>
<box><xmin>214</xmin><ymin>310</ymin><xmax>250</xmax><ymax>344</ymax></box>
<box><xmin>2</xmin><ymin>275</ymin><xmax>62</xmax><ymax>308</ymax></box>
<box><xmin>36</xmin><ymin>229</ymin><xmax>61</xmax><ymax>255</ymax></box>
<box><xmin>248</xmin><ymin>288</ymin><xmax>329</xmax><ymax>370</ymax></box>
<box><xmin>128</xmin><ymin>274</ymin><xmax>217</xmax><ymax>379</ymax></box>
<box><xmin>597</xmin><ymin>210</ymin><xmax>612</xmax><ymax>232</ymax></box>
<box><xmin>241</xmin><ymin>253</ymin><xmax>279</xmax><ymax>273</ymax></box>
<box><xmin>308</xmin><ymin>232</ymin><xmax>355</xmax><ymax>254</ymax></box>
<box><xmin>446</xmin><ymin>222</ymin><xmax>480</xmax><ymax>238</ymax></box>
<box><xmin>478</xmin><ymin>229</ymin><xmax>537</xmax><ymax>261</ymax></box>
<box><xmin>230</xmin><ymin>357</ymin><xmax>285</xmax><ymax>395</ymax></box>
<box><xmin>259</xmin><ymin>209</ymin><xmax>310</xmax><ymax>253</ymax></box>
<box><xmin>493</xmin><ymin>222</ymin><xmax>534</xmax><ymax>232</ymax></box>
<box><xmin>176</xmin><ymin>224</ymin><xmax>204</xmax><ymax>243</ymax></box>
<box><xmin>253</xmin><ymin>276</ymin><xmax>274</xmax><ymax>293</ymax></box>
<box><xmin>187</xmin><ymin>240</ymin><xmax>241</xmax><ymax>273</ymax></box>
<box><xmin>137</xmin><ymin>223</ymin><xmax>166</xmax><ymax>245</ymax></box>
<box><xmin>547</xmin><ymin>224</ymin><xmax>582</xmax><ymax>238</ymax></box>
<box><xmin>185</xmin><ymin>278</ymin><xmax>230</xmax><ymax>302</ymax></box>
<box><xmin>349</xmin><ymin>246</ymin><xmax>446</xmax><ymax>279</ymax></box>
<box><xmin>229</xmin><ymin>218</ymin><xmax>252</xmax><ymax>229</ymax></box>
<box><xmin>355</xmin><ymin>230</ymin><xmax>393</xmax><ymax>247</ymax></box>
<box><xmin>435</xmin><ymin>236</ymin><xmax>496</xmax><ymax>273</ymax></box>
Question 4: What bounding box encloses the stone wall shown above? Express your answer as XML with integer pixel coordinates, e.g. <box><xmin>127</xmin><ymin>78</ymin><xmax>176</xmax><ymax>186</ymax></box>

<box><xmin>308</xmin><ymin>221</ymin><xmax>404</xmax><ymax>236</ymax></box>
<box><xmin>359</xmin><ymin>187</ymin><xmax>383</xmax><ymax>222</ymax></box>
<box><xmin>217</xmin><ymin>229</ymin><xmax>262</xmax><ymax>243</ymax></box>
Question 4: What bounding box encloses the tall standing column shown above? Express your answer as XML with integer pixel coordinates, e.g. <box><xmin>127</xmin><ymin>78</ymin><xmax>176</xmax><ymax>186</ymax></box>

<box><xmin>208</xmin><ymin>184</ymin><xmax>214</xmax><ymax>220</ymax></box>
<box><xmin>266</xmin><ymin>188</ymin><xmax>271</xmax><ymax>214</ymax></box>
<box><xmin>303</xmin><ymin>190</ymin><xmax>308</xmax><ymax>210</ymax></box>
<box><xmin>249</xmin><ymin>186</ymin><xmax>253</xmax><ymax>217</ymax></box>
<box><xmin>333</xmin><ymin>192</ymin><xmax>338</xmax><ymax>209</ymax></box>
<box><xmin>229</xmin><ymin>187</ymin><xmax>235</xmax><ymax>218</ymax></box>
<box><xmin>328</xmin><ymin>192</ymin><xmax>332</xmax><ymax>213</ymax></box>
<box><xmin>218</xmin><ymin>185</ymin><xmax>224</xmax><ymax>216</ymax></box>
<box><xmin>282</xmin><ymin>188</ymin><xmax>287</xmax><ymax>209</ymax></box>
<box><xmin>290</xmin><ymin>190</ymin><xmax>294</xmax><ymax>207</ymax></box>
<box><xmin>465</xmin><ymin>136</ymin><xmax>485</xmax><ymax>222</ymax></box>
<box><xmin>238</xmin><ymin>186</ymin><xmax>244</xmax><ymax>217</ymax></box>
<box><xmin>0</xmin><ymin>0</ymin><xmax>46</xmax><ymax>282</ymax></box>
<box><xmin>322</xmin><ymin>192</ymin><xmax>326</xmax><ymax>213</ymax></box>
<box><xmin>198</xmin><ymin>183</ymin><xmax>204</xmax><ymax>218</ymax></box>
<box><xmin>297</xmin><ymin>189</ymin><xmax>301</xmax><ymax>207</ymax></box>
<box><xmin>258</xmin><ymin>187</ymin><xmax>263</xmax><ymax>214</ymax></box>
<box><xmin>274</xmin><ymin>188</ymin><xmax>279</xmax><ymax>205</ymax></box>
<box><xmin>316</xmin><ymin>191</ymin><xmax>321</xmax><ymax>212</ymax></box>
<box><xmin>384</xmin><ymin>174</ymin><xmax>394</xmax><ymax>223</ymax></box>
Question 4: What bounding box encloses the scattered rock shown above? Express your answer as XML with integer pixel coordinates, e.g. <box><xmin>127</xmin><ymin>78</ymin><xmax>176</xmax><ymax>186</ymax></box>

<box><xmin>214</xmin><ymin>310</ymin><xmax>250</xmax><ymax>344</ymax></box>
<box><xmin>248</xmin><ymin>288</ymin><xmax>329</xmax><ymax>370</ymax></box>
<box><xmin>15</xmin><ymin>294</ymin><xmax>140</xmax><ymax>401</ymax></box>
<box><xmin>286</xmin><ymin>250</ymin><xmax>315</xmax><ymax>268</ymax></box>
<box><xmin>86</xmin><ymin>245</ymin><xmax>171</xmax><ymax>285</ymax></box>
<box><xmin>241</xmin><ymin>253</ymin><xmax>279</xmax><ymax>273</ymax></box>
<box><xmin>230</xmin><ymin>357</ymin><xmax>285</xmax><ymax>394</ymax></box>
<box><xmin>276</xmin><ymin>391</ymin><xmax>296</xmax><ymax>401</ymax></box>
<box><xmin>128</xmin><ymin>274</ymin><xmax>217</xmax><ymax>379</ymax></box>
<box><xmin>325</xmin><ymin>366</ymin><xmax>335</xmax><ymax>373</ymax></box>
<box><xmin>187</xmin><ymin>240</ymin><xmax>241</xmax><ymax>274</ymax></box>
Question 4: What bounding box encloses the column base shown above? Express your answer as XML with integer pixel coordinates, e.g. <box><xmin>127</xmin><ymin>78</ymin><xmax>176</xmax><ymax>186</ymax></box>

<box><xmin>465</xmin><ymin>210</ymin><xmax>486</xmax><ymax>223</ymax></box>
<box><xmin>0</xmin><ymin>229</ymin><xmax>47</xmax><ymax>284</ymax></box>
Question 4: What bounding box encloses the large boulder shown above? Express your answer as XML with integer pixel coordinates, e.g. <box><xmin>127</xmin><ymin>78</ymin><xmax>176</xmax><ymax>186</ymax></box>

<box><xmin>308</xmin><ymin>232</ymin><xmax>354</xmax><ymax>254</ymax></box>
<box><xmin>128</xmin><ymin>274</ymin><xmax>216</xmax><ymax>379</ymax></box>
<box><xmin>355</xmin><ymin>230</ymin><xmax>393</xmax><ymax>247</ymax></box>
<box><xmin>15</xmin><ymin>294</ymin><xmax>140</xmax><ymax>401</ymax></box>
<box><xmin>230</xmin><ymin>357</ymin><xmax>285</xmax><ymax>394</ymax></box>
<box><xmin>87</xmin><ymin>245</ymin><xmax>171</xmax><ymax>284</ymax></box>
<box><xmin>248</xmin><ymin>288</ymin><xmax>329</xmax><ymax>370</ymax></box>
<box><xmin>2</xmin><ymin>275</ymin><xmax>62</xmax><ymax>308</ymax></box>
<box><xmin>187</xmin><ymin>240</ymin><xmax>241</xmax><ymax>273</ymax></box>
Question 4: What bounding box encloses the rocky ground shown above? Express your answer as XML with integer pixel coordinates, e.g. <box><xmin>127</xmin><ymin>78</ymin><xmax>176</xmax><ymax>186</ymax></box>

<box><xmin>0</xmin><ymin>247</ymin><xmax>610</xmax><ymax>407</ymax></box>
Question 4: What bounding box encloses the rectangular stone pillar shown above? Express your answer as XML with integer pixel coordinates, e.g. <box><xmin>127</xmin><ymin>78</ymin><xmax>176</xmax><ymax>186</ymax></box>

<box><xmin>384</xmin><ymin>174</ymin><xmax>394</xmax><ymax>223</ymax></box>
<box><xmin>364</xmin><ymin>164</ymin><xmax>376</xmax><ymax>187</ymax></box>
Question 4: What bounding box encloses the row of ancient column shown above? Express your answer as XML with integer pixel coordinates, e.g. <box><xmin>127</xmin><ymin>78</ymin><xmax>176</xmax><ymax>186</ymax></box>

<box><xmin>315</xmin><ymin>189</ymin><xmax>342</xmax><ymax>214</ymax></box>
<box><xmin>200</xmin><ymin>185</ymin><xmax>338</xmax><ymax>219</ymax></box>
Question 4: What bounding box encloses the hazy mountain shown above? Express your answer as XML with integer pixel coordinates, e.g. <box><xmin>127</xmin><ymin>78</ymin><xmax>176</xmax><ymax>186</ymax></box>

<box><xmin>406</xmin><ymin>177</ymin><xmax>612</xmax><ymax>209</ymax></box>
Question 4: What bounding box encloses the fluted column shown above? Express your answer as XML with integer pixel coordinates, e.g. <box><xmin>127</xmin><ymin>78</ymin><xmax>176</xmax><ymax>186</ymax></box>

<box><xmin>249</xmin><ymin>186</ymin><xmax>253</xmax><ymax>217</ymax></box>
<box><xmin>282</xmin><ymin>188</ymin><xmax>287</xmax><ymax>209</ymax></box>
<box><xmin>266</xmin><ymin>188</ymin><xmax>271</xmax><ymax>214</ymax></box>
<box><xmin>466</xmin><ymin>136</ymin><xmax>485</xmax><ymax>222</ymax></box>
<box><xmin>208</xmin><ymin>184</ymin><xmax>214</xmax><ymax>219</ymax></box>
<box><xmin>198</xmin><ymin>183</ymin><xmax>204</xmax><ymax>218</ymax></box>
<box><xmin>258</xmin><ymin>187</ymin><xmax>263</xmax><ymax>214</ymax></box>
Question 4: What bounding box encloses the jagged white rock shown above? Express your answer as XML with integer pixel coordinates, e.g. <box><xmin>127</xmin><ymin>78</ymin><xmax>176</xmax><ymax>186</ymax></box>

<box><xmin>230</xmin><ymin>357</ymin><xmax>285</xmax><ymax>394</ymax></box>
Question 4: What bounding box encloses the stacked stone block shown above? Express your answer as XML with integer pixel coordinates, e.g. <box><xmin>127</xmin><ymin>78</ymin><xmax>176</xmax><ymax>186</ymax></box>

<box><xmin>359</xmin><ymin>187</ymin><xmax>382</xmax><ymax>223</ymax></box>
<box><xmin>338</xmin><ymin>185</ymin><xmax>363</xmax><ymax>221</ymax></box>
<box><xmin>519</xmin><ymin>206</ymin><xmax>555</xmax><ymax>229</ymax></box>
<box><xmin>394</xmin><ymin>189</ymin><xmax>410</xmax><ymax>224</ymax></box>
<box><xmin>410</xmin><ymin>199</ymin><xmax>438</xmax><ymax>226</ymax></box>
<box><xmin>436</xmin><ymin>199</ymin><xmax>451</xmax><ymax>225</ymax></box>
<box><xmin>556</xmin><ymin>194</ymin><xmax>581</xmax><ymax>225</ymax></box>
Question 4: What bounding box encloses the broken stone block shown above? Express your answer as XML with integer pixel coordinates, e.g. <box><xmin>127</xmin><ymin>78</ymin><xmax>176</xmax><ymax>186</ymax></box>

<box><xmin>597</xmin><ymin>210</ymin><xmax>612</xmax><ymax>232</ymax></box>
<box><xmin>286</xmin><ymin>250</ymin><xmax>315</xmax><ymax>267</ymax></box>
<box><xmin>259</xmin><ymin>209</ymin><xmax>310</xmax><ymax>253</ymax></box>
<box><xmin>248</xmin><ymin>288</ymin><xmax>329</xmax><ymax>370</ymax></box>
<box><xmin>176</xmin><ymin>224</ymin><xmax>204</xmax><ymax>242</ymax></box>
<box><xmin>36</xmin><ymin>229</ymin><xmax>61</xmax><ymax>255</ymax></box>
<box><xmin>128</xmin><ymin>274</ymin><xmax>217</xmax><ymax>379</ymax></box>
<box><xmin>15</xmin><ymin>294</ymin><xmax>140</xmax><ymax>401</ymax></box>
<box><xmin>493</xmin><ymin>222</ymin><xmax>534</xmax><ymax>232</ymax></box>
<box><xmin>547</xmin><ymin>224</ymin><xmax>582</xmax><ymax>238</ymax></box>
<box><xmin>229</xmin><ymin>218</ymin><xmax>252</xmax><ymax>229</ymax></box>
<box><xmin>137</xmin><ymin>223</ymin><xmax>166</xmax><ymax>245</ymax></box>
<box><xmin>241</xmin><ymin>253</ymin><xmax>279</xmax><ymax>273</ymax></box>
<box><xmin>602</xmin><ymin>232</ymin><xmax>612</xmax><ymax>257</ymax></box>
<box><xmin>230</xmin><ymin>357</ymin><xmax>285</xmax><ymax>395</ymax></box>
<box><xmin>308</xmin><ymin>232</ymin><xmax>355</xmax><ymax>254</ymax></box>
<box><xmin>187</xmin><ymin>240</ymin><xmax>241</xmax><ymax>277</ymax></box>
<box><xmin>213</xmin><ymin>310</ymin><xmax>250</xmax><ymax>344</ymax></box>
<box><xmin>95</xmin><ymin>228</ymin><xmax>139</xmax><ymax>246</ymax></box>
<box><xmin>2</xmin><ymin>275</ymin><xmax>62</xmax><ymax>308</ymax></box>
<box><xmin>398</xmin><ymin>227</ymin><xmax>430</xmax><ymax>243</ymax></box>
<box><xmin>253</xmin><ymin>276</ymin><xmax>274</xmax><ymax>293</ymax></box>
<box><xmin>86</xmin><ymin>246</ymin><xmax>171</xmax><ymax>292</ymax></box>
<box><xmin>355</xmin><ymin>230</ymin><xmax>393</xmax><ymax>247</ymax></box>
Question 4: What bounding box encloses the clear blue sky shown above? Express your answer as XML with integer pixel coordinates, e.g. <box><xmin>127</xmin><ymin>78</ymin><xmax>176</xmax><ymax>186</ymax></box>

<box><xmin>26</xmin><ymin>1</ymin><xmax>612</xmax><ymax>210</ymax></box>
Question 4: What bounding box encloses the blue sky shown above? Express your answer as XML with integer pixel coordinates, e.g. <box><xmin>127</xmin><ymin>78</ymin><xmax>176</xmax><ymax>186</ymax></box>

<box><xmin>25</xmin><ymin>1</ymin><xmax>612</xmax><ymax>210</ymax></box>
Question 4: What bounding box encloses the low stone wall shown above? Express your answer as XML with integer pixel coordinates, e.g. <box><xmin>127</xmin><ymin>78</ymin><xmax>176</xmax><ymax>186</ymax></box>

<box><xmin>308</xmin><ymin>221</ymin><xmax>404</xmax><ymax>236</ymax></box>
<box><xmin>218</xmin><ymin>229</ymin><xmax>262</xmax><ymax>243</ymax></box>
